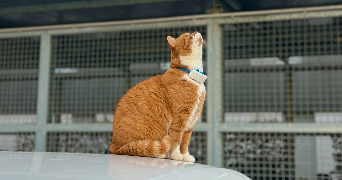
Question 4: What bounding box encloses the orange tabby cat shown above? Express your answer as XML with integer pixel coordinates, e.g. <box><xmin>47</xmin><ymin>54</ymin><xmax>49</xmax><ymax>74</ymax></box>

<box><xmin>110</xmin><ymin>32</ymin><xmax>206</xmax><ymax>162</ymax></box>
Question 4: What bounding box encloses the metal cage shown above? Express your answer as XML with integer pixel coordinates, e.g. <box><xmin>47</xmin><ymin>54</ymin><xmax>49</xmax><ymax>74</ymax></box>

<box><xmin>1</xmin><ymin>5</ymin><xmax>342</xmax><ymax>179</ymax></box>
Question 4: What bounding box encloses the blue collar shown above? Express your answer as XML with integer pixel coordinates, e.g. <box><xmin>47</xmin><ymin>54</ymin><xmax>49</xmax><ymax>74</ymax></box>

<box><xmin>178</xmin><ymin>67</ymin><xmax>205</xmax><ymax>75</ymax></box>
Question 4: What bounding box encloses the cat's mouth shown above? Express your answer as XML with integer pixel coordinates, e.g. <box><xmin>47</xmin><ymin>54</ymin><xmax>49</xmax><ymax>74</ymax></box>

<box><xmin>193</xmin><ymin>38</ymin><xmax>202</xmax><ymax>47</ymax></box>
<box><xmin>192</xmin><ymin>32</ymin><xmax>202</xmax><ymax>46</ymax></box>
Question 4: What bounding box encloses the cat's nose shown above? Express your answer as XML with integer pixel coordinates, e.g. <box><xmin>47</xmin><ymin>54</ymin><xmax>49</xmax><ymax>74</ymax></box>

<box><xmin>192</xmin><ymin>31</ymin><xmax>201</xmax><ymax>38</ymax></box>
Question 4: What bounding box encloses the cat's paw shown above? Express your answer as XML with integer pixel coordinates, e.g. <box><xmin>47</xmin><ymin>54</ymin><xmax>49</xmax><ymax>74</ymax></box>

<box><xmin>170</xmin><ymin>153</ymin><xmax>184</xmax><ymax>161</ymax></box>
<box><xmin>183</xmin><ymin>152</ymin><xmax>195</xmax><ymax>163</ymax></box>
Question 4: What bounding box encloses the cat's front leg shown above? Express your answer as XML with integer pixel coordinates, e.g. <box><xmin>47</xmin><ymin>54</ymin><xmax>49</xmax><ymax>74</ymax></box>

<box><xmin>169</xmin><ymin>129</ymin><xmax>184</xmax><ymax>161</ymax></box>
<box><xmin>170</xmin><ymin>145</ymin><xmax>184</xmax><ymax>161</ymax></box>
<box><xmin>168</xmin><ymin>120</ymin><xmax>187</xmax><ymax>161</ymax></box>
<box><xmin>180</xmin><ymin>129</ymin><xmax>195</xmax><ymax>162</ymax></box>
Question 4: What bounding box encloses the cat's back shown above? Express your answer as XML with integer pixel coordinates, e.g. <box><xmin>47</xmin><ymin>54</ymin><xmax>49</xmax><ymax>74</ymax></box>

<box><xmin>125</xmin><ymin>75</ymin><xmax>164</xmax><ymax>99</ymax></box>
<box><xmin>114</xmin><ymin>75</ymin><xmax>165</xmax><ymax>117</ymax></box>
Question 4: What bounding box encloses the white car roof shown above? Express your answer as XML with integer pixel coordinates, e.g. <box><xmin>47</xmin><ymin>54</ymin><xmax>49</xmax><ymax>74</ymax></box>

<box><xmin>0</xmin><ymin>152</ymin><xmax>250</xmax><ymax>180</ymax></box>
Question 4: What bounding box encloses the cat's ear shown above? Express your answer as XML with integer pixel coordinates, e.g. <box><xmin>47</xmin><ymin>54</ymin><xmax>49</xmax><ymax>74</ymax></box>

<box><xmin>167</xmin><ymin>36</ymin><xmax>176</xmax><ymax>48</ymax></box>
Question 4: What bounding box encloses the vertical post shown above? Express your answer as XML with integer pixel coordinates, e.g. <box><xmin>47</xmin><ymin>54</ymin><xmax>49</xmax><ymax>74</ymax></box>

<box><xmin>207</xmin><ymin>19</ymin><xmax>222</xmax><ymax>167</ymax></box>
<box><xmin>35</xmin><ymin>32</ymin><xmax>51</xmax><ymax>152</ymax></box>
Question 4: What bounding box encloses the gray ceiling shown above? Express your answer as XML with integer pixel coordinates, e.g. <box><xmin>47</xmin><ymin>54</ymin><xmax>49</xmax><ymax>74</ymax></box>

<box><xmin>0</xmin><ymin>0</ymin><xmax>342</xmax><ymax>28</ymax></box>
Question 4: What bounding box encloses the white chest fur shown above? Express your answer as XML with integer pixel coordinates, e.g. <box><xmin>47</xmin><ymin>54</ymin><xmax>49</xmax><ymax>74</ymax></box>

<box><xmin>179</xmin><ymin>33</ymin><xmax>203</xmax><ymax>72</ymax></box>
<box><xmin>179</xmin><ymin>45</ymin><xmax>203</xmax><ymax>72</ymax></box>
<box><xmin>182</xmin><ymin>75</ymin><xmax>205</xmax><ymax>131</ymax></box>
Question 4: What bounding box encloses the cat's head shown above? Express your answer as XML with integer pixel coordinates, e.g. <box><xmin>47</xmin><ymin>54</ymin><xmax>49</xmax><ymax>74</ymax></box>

<box><xmin>167</xmin><ymin>31</ymin><xmax>203</xmax><ymax>71</ymax></box>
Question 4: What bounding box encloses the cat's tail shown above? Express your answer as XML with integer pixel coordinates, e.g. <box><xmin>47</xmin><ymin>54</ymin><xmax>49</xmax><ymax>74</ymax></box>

<box><xmin>114</xmin><ymin>135</ymin><xmax>171</xmax><ymax>157</ymax></box>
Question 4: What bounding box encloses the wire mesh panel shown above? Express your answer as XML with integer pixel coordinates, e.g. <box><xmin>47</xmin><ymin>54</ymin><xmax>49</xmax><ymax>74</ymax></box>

<box><xmin>223</xmin><ymin>132</ymin><xmax>342</xmax><ymax>180</ymax></box>
<box><xmin>223</xmin><ymin>133</ymin><xmax>293</xmax><ymax>180</ymax></box>
<box><xmin>46</xmin><ymin>131</ymin><xmax>207</xmax><ymax>164</ymax></box>
<box><xmin>223</xmin><ymin>17</ymin><xmax>342</xmax><ymax>123</ymax></box>
<box><xmin>223</xmin><ymin>22</ymin><xmax>286</xmax><ymax>123</ymax></box>
<box><xmin>46</xmin><ymin>132</ymin><xmax>112</xmax><ymax>154</ymax></box>
<box><xmin>49</xmin><ymin>26</ymin><xmax>207</xmax><ymax>124</ymax></box>
<box><xmin>188</xmin><ymin>132</ymin><xmax>207</xmax><ymax>165</ymax></box>
<box><xmin>0</xmin><ymin>133</ymin><xmax>35</xmax><ymax>151</ymax></box>
<box><xmin>0</xmin><ymin>37</ymin><xmax>40</xmax><ymax>124</ymax></box>
<box><xmin>222</xmin><ymin>16</ymin><xmax>342</xmax><ymax>178</ymax></box>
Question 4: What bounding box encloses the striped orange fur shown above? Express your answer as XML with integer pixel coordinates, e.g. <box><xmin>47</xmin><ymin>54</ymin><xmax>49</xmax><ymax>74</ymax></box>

<box><xmin>110</xmin><ymin>32</ymin><xmax>206</xmax><ymax>162</ymax></box>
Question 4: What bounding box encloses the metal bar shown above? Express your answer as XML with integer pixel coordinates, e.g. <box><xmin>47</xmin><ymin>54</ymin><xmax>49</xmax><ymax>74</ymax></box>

<box><xmin>206</xmin><ymin>20</ymin><xmax>214</xmax><ymax>167</ymax></box>
<box><xmin>0</xmin><ymin>31</ymin><xmax>44</xmax><ymax>38</ymax></box>
<box><xmin>4</xmin><ymin>122</ymin><xmax>342</xmax><ymax>134</ymax></box>
<box><xmin>0</xmin><ymin>124</ymin><xmax>36</xmax><ymax>133</ymax></box>
<box><xmin>46</xmin><ymin>124</ymin><xmax>112</xmax><ymax>132</ymax></box>
<box><xmin>0</xmin><ymin>20</ymin><xmax>208</xmax><ymax>37</ymax></box>
<box><xmin>43</xmin><ymin>123</ymin><xmax>208</xmax><ymax>132</ymax></box>
<box><xmin>0</xmin><ymin>19</ymin><xmax>209</xmax><ymax>34</ymax></box>
<box><xmin>207</xmin><ymin>19</ymin><xmax>222</xmax><ymax>167</ymax></box>
<box><xmin>193</xmin><ymin>123</ymin><xmax>209</xmax><ymax>132</ymax></box>
<box><xmin>1</xmin><ymin>4</ymin><xmax>342</xmax><ymax>33</ymax></box>
<box><xmin>219</xmin><ymin>123</ymin><xmax>342</xmax><ymax>133</ymax></box>
<box><xmin>216</xmin><ymin>9</ymin><xmax>342</xmax><ymax>24</ymax></box>
<box><xmin>46</xmin><ymin>20</ymin><xmax>209</xmax><ymax>35</ymax></box>
<box><xmin>35</xmin><ymin>33</ymin><xmax>51</xmax><ymax>152</ymax></box>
